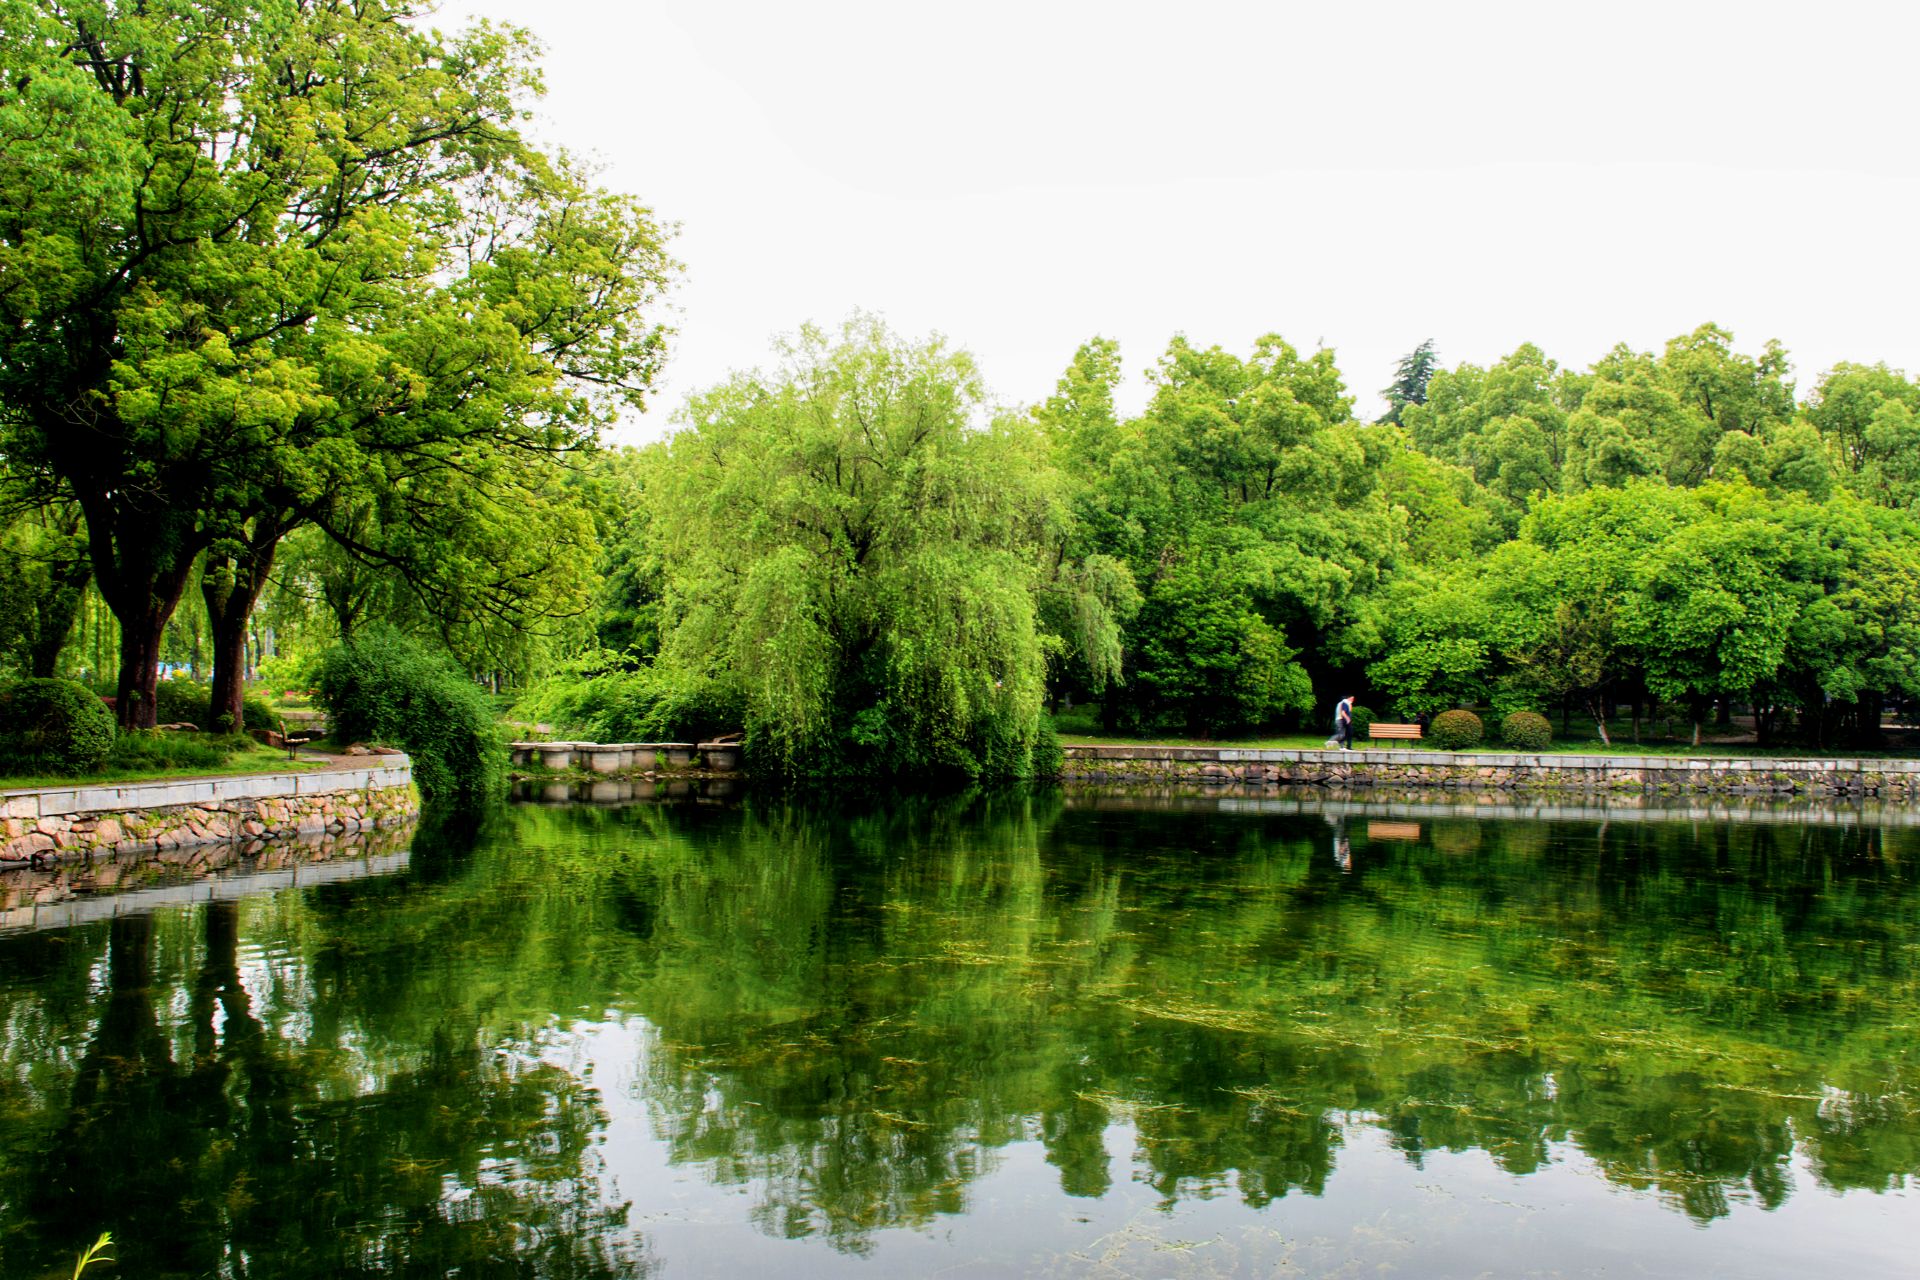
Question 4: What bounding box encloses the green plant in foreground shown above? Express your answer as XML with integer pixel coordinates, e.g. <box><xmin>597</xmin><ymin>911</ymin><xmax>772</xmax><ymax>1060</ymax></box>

<box><xmin>0</xmin><ymin>679</ymin><xmax>116</xmax><ymax>774</ymax></box>
<box><xmin>315</xmin><ymin>626</ymin><xmax>504</xmax><ymax>804</ymax></box>
<box><xmin>72</xmin><ymin>1231</ymin><xmax>112</xmax><ymax>1277</ymax></box>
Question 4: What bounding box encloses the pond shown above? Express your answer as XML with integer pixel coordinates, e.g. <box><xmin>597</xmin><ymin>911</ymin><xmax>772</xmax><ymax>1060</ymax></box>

<box><xmin>0</xmin><ymin>787</ymin><xmax>1916</xmax><ymax>1278</ymax></box>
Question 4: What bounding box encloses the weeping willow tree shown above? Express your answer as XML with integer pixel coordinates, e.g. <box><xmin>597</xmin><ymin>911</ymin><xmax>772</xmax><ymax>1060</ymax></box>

<box><xmin>653</xmin><ymin>316</ymin><xmax>1128</xmax><ymax>778</ymax></box>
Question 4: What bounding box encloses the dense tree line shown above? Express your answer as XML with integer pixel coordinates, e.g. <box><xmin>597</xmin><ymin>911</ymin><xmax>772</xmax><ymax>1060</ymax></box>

<box><xmin>525</xmin><ymin>319</ymin><xmax>1919</xmax><ymax>773</ymax></box>
<box><xmin>15</xmin><ymin>303</ymin><xmax>1920</xmax><ymax>774</ymax></box>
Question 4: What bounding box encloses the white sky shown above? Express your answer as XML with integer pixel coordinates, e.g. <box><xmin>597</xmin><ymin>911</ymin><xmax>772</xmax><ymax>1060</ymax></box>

<box><xmin>439</xmin><ymin>0</ymin><xmax>1920</xmax><ymax>441</ymax></box>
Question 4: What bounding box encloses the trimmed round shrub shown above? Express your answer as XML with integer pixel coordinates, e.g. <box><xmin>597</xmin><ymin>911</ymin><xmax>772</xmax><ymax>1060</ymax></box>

<box><xmin>1349</xmin><ymin>704</ymin><xmax>1377</xmax><ymax>737</ymax></box>
<box><xmin>315</xmin><ymin>626</ymin><xmax>504</xmax><ymax>804</ymax></box>
<box><xmin>0</xmin><ymin>679</ymin><xmax>115</xmax><ymax>774</ymax></box>
<box><xmin>1428</xmin><ymin>709</ymin><xmax>1484</xmax><ymax>751</ymax></box>
<box><xmin>1500</xmin><ymin>710</ymin><xmax>1553</xmax><ymax>751</ymax></box>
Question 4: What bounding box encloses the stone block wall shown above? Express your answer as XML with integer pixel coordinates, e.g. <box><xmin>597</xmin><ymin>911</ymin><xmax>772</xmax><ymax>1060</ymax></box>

<box><xmin>508</xmin><ymin>740</ymin><xmax>743</xmax><ymax>774</ymax></box>
<box><xmin>1060</xmin><ymin>745</ymin><xmax>1920</xmax><ymax>799</ymax></box>
<box><xmin>0</xmin><ymin>761</ymin><xmax>419</xmax><ymax>863</ymax></box>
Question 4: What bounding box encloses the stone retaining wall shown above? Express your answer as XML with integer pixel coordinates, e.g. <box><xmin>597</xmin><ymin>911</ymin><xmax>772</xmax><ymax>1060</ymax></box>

<box><xmin>1062</xmin><ymin>744</ymin><xmax>1920</xmax><ymax>798</ymax></box>
<box><xmin>0</xmin><ymin>759</ymin><xmax>419</xmax><ymax>863</ymax></box>
<box><xmin>509</xmin><ymin>740</ymin><xmax>742</xmax><ymax>773</ymax></box>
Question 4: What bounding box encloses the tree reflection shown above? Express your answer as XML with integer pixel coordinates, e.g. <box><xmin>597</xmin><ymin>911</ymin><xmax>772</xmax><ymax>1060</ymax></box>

<box><xmin>584</xmin><ymin>795</ymin><xmax>1920</xmax><ymax>1240</ymax></box>
<box><xmin>0</xmin><ymin>887</ymin><xmax>642</xmax><ymax>1278</ymax></box>
<box><xmin>0</xmin><ymin>791</ymin><xmax>1914</xmax><ymax>1267</ymax></box>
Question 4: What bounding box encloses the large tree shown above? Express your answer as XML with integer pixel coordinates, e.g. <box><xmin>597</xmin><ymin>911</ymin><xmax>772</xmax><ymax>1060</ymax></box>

<box><xmin>652</xmin><ymin>316</ymin><xmax>1079</xmax><ymax>778</ymax></box>
<box><xmin>0</xmin><ymin>0</ymin><xmax>672</xmax><ymax>728</ymax></box>
<box><xmin>1378</xmin><ymin>338</ymin><xmax>1437</xmax><ymax>425</ymax></box>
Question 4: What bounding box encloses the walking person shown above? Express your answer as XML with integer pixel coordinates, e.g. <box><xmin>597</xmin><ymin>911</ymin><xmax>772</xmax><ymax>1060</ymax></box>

<box><xmin>1332</xmin><ymin>694</ymin><xmax>1357</xmax><ymax>751</ymax></box>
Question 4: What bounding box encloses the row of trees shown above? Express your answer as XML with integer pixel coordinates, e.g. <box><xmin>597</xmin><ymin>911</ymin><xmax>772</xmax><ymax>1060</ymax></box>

<box><xmin>530</xmin><ymin>317</ymin><xmax>1920</xmax><ymax>774</ymax></box>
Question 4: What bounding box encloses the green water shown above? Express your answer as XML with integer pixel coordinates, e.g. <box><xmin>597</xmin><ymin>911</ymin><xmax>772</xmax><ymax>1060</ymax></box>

<box><xmin>0</xmin><ymin>789</ymin><xmax>1916</xmax><ymax>1278</ymax></box>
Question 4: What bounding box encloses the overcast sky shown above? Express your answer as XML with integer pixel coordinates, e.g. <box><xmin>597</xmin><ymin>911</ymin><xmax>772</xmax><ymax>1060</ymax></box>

<box><xmin>439</xmin><ymin>0</ymin><xmax>1920</xmax><ymax>442</ymax></box>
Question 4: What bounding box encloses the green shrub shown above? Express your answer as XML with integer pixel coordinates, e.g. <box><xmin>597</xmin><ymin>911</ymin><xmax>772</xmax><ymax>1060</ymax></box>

<box><xmin>0</xmin><ymin>679</ymin><xmax>116</xmax><ymax>774</ymax></box>
<box><xmin>1428</xmin><ymin>709</ymin><xmax>1484</xmax><ymax>751</ymax></box>
<box><xmin>149</xmin><ymin>679</ymin><xmax>280</xmax><ymax>733</ymax></box>
<box><xmin>1029</xmin><ymin>713</ymin><xmax>1064</xmax><ymax>779</ymax></box>
<box><xmin>513</xmin><ymin>660</ymin><xmax>742</xmax><ymax>745</ymax></box>
<box><xmin>254</xmin><ymin>653</ymin><xmax>317</xmax><ymax>698</ymax></box>
<box><xmin>106</xmin><ymin>730</ymin><xmax>242</xmax><ymax>773</ymax></box>
<box><xmin>1350</xmin><ymin>704</ymin><xmax>1377</xmax><ymax>737</ymax></box>
<box><xmin>315</xmin><ymin>626</ymin><xmax>504</xmax><ymax>804</ymax></box>
<box><xmin>1500</xmin><ymin>710</ymin><xmax>1553</xmax><ymax>751</ymax></box>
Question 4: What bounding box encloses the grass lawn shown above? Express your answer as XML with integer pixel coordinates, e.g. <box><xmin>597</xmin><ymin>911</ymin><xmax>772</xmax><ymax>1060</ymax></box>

<box><xmin>0</xmin><ymin>742</ymin><xmax>343</xmax><ymax>792</ymax></box>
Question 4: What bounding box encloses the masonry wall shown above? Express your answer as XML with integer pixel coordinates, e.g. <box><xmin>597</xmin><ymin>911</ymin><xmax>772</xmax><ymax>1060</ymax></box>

<box><xmin>1061</xmin><ymin>745</ymin><xmax>1920</xmax><ymax>798</ymax></box>
<box><xmin>0</xmin><ymin>760</ymin><xmax>419</xmax><ymax>863</ymax></box>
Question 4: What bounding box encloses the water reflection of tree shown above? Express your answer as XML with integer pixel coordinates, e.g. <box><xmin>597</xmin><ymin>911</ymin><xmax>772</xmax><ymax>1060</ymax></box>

<box><xmin>582</xmin><ymin>798</ymin><xmax>1920</xmax><ymax>1239</ymax></box>
<box><xmin>3</xmin><ymin>795</ymin><xmax>1915</xmax><ymax>1266</ymax></box>
<box><xmin>0</xmin><ymin>893</ymin><xmax>642</xmax><ymax>1278</ymax></box>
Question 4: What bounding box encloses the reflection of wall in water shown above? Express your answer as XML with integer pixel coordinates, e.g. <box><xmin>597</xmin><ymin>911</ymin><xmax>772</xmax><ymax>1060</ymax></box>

<box><xmin>0</xmin><ymin>822</ymin><xmax>415</xmax><ymax>935</ymax></box>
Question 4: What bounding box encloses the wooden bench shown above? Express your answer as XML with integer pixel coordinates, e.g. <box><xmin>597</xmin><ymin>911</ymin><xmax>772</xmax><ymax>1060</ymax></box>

<box><xmin>1368</xmin><ymin>723</ymin><xmax>1422</xmax><ymax>742</ymax></box>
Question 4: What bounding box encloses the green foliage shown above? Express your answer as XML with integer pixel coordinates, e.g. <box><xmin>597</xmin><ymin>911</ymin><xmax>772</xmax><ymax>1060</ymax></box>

<box><xmin>315</xmin><ymin>627</ymin><xmax>504</xmax><ymax>804</ymax></box>
<box><xmin>1500</xmin><ymin>710</ymin><xmax>1554</xmax><ymax>750</ymax></box>
<box><xmin>1379</xmin><ymin>338</ymin><xmax>1437</xmax><ymax>425</ymax></box>
<box><xmin>650</xmin><ymin>316</ymin><xmax>1057</xmax><ymax>779</ymax></box>
<box><xmin>1349</xmin><ymin>704</ymin><xmax>1377</xmax><ymax>736</ymax></box>
<box><xmin>71</xmin><ymin>1231</ymin><xmax>113</xmax><ymax>1280</ymax></box>
<box><xmin>566</xmin><ymin>318</ymin><xmax>1920</xmax><ymax>764</ymax></box>
<box><xmin>0</xmin><ymin>0</ymin><xmax>673</xmax><ymax>723</ymax></box>
<box><xmin>1129</xmin><ymin>554</ymin><xmax>1314</xmax><ymax>734</ymax></box>
<box><xmin>104</xmin><ymin>730</ymin><xmax>243</xmax><ymax>774</ymax></box>
<box><xmin>1401</xmin><ymin>343</ymin><xmax>1570</xmax><ymax>527</ymax></box>
<box><xmin>253</xmin><ymin>653</ymin><xmax>318</xmax><ymax>698</ymax></box>
<box><xmin>1365</xmin><ymin>567</ymin><xmax>1496</xmax><ymax>717</ymax></box>
<box><xmin>1428</xmin><ymin>708</ymin><xmax>1485</xmax><ymax>750</ymax></box>
<box><xmin>0</xmin><ymin>500</ymin><xmax>91</xmax><ymax>680</ymax></box>
<box><xmin>1029</xmin><ymin>714</ymin><xmax>1065</xmax><ymax>779</ymax></box>
<box><xmin>148</xmin><ymin>680</ymin><xmax>277</xmax><ymax>733</ymax></box>
<box><xmin>0</xmin><ymin>679</ymin><xmax>114</xmax><ymax>773</ymax></box>
<box><xmin>514</xmin><ymin>660</ymin><xmax>742</xmax><ymax>745</ymax></box>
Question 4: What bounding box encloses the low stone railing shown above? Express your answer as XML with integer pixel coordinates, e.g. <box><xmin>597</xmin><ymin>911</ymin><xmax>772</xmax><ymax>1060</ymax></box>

<box><xmin>508</xmin><ymin>740</ymin><xmax>742</xmax><ymax>774</ymax></box>
<box><xmin>0</xmin><ymin>757</ymin><xmax>419</xmax><ymax>863</ymax></box>
<box><xmin>1061</xmin><ymin>744</ymin><xmax>1920</xmax><ymax>798</ymax></box>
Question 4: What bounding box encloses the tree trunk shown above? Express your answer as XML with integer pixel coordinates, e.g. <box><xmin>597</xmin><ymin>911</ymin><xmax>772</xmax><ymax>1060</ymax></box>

<box><xmin>1855</xmin><ymin>694</ymin><xmax>1884</xmax><ymax>748</ymax></box>
<box><xmin>205</xmin><ymin>511</ymin><xmax>287</xmax><ymax>736</ymax></box>
<box><xmin>1584</xmin><ymin>695</ymin><xmax>1611</xmax><ymax>746</ymax></box>
<box><xmin>207</xmin><ymin>611</ymin><xmax>252</xmax><ymax>734</ymax></box>
<box><xmin>115</xmin><ymin>609</ymin><xmax>169</xmax><ymax>731</ymax></box>
<box><xmin>72</xmin><ymin>484</ymin><xmax>206</xmax><ymax>731</ymax></box>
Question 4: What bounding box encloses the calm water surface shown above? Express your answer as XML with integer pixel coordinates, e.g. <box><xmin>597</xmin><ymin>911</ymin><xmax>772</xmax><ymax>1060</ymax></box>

<box><xmin>0</xmin><ymin>788</ymin><xmax>1916</xmax><ymax>1278</ymax></box>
